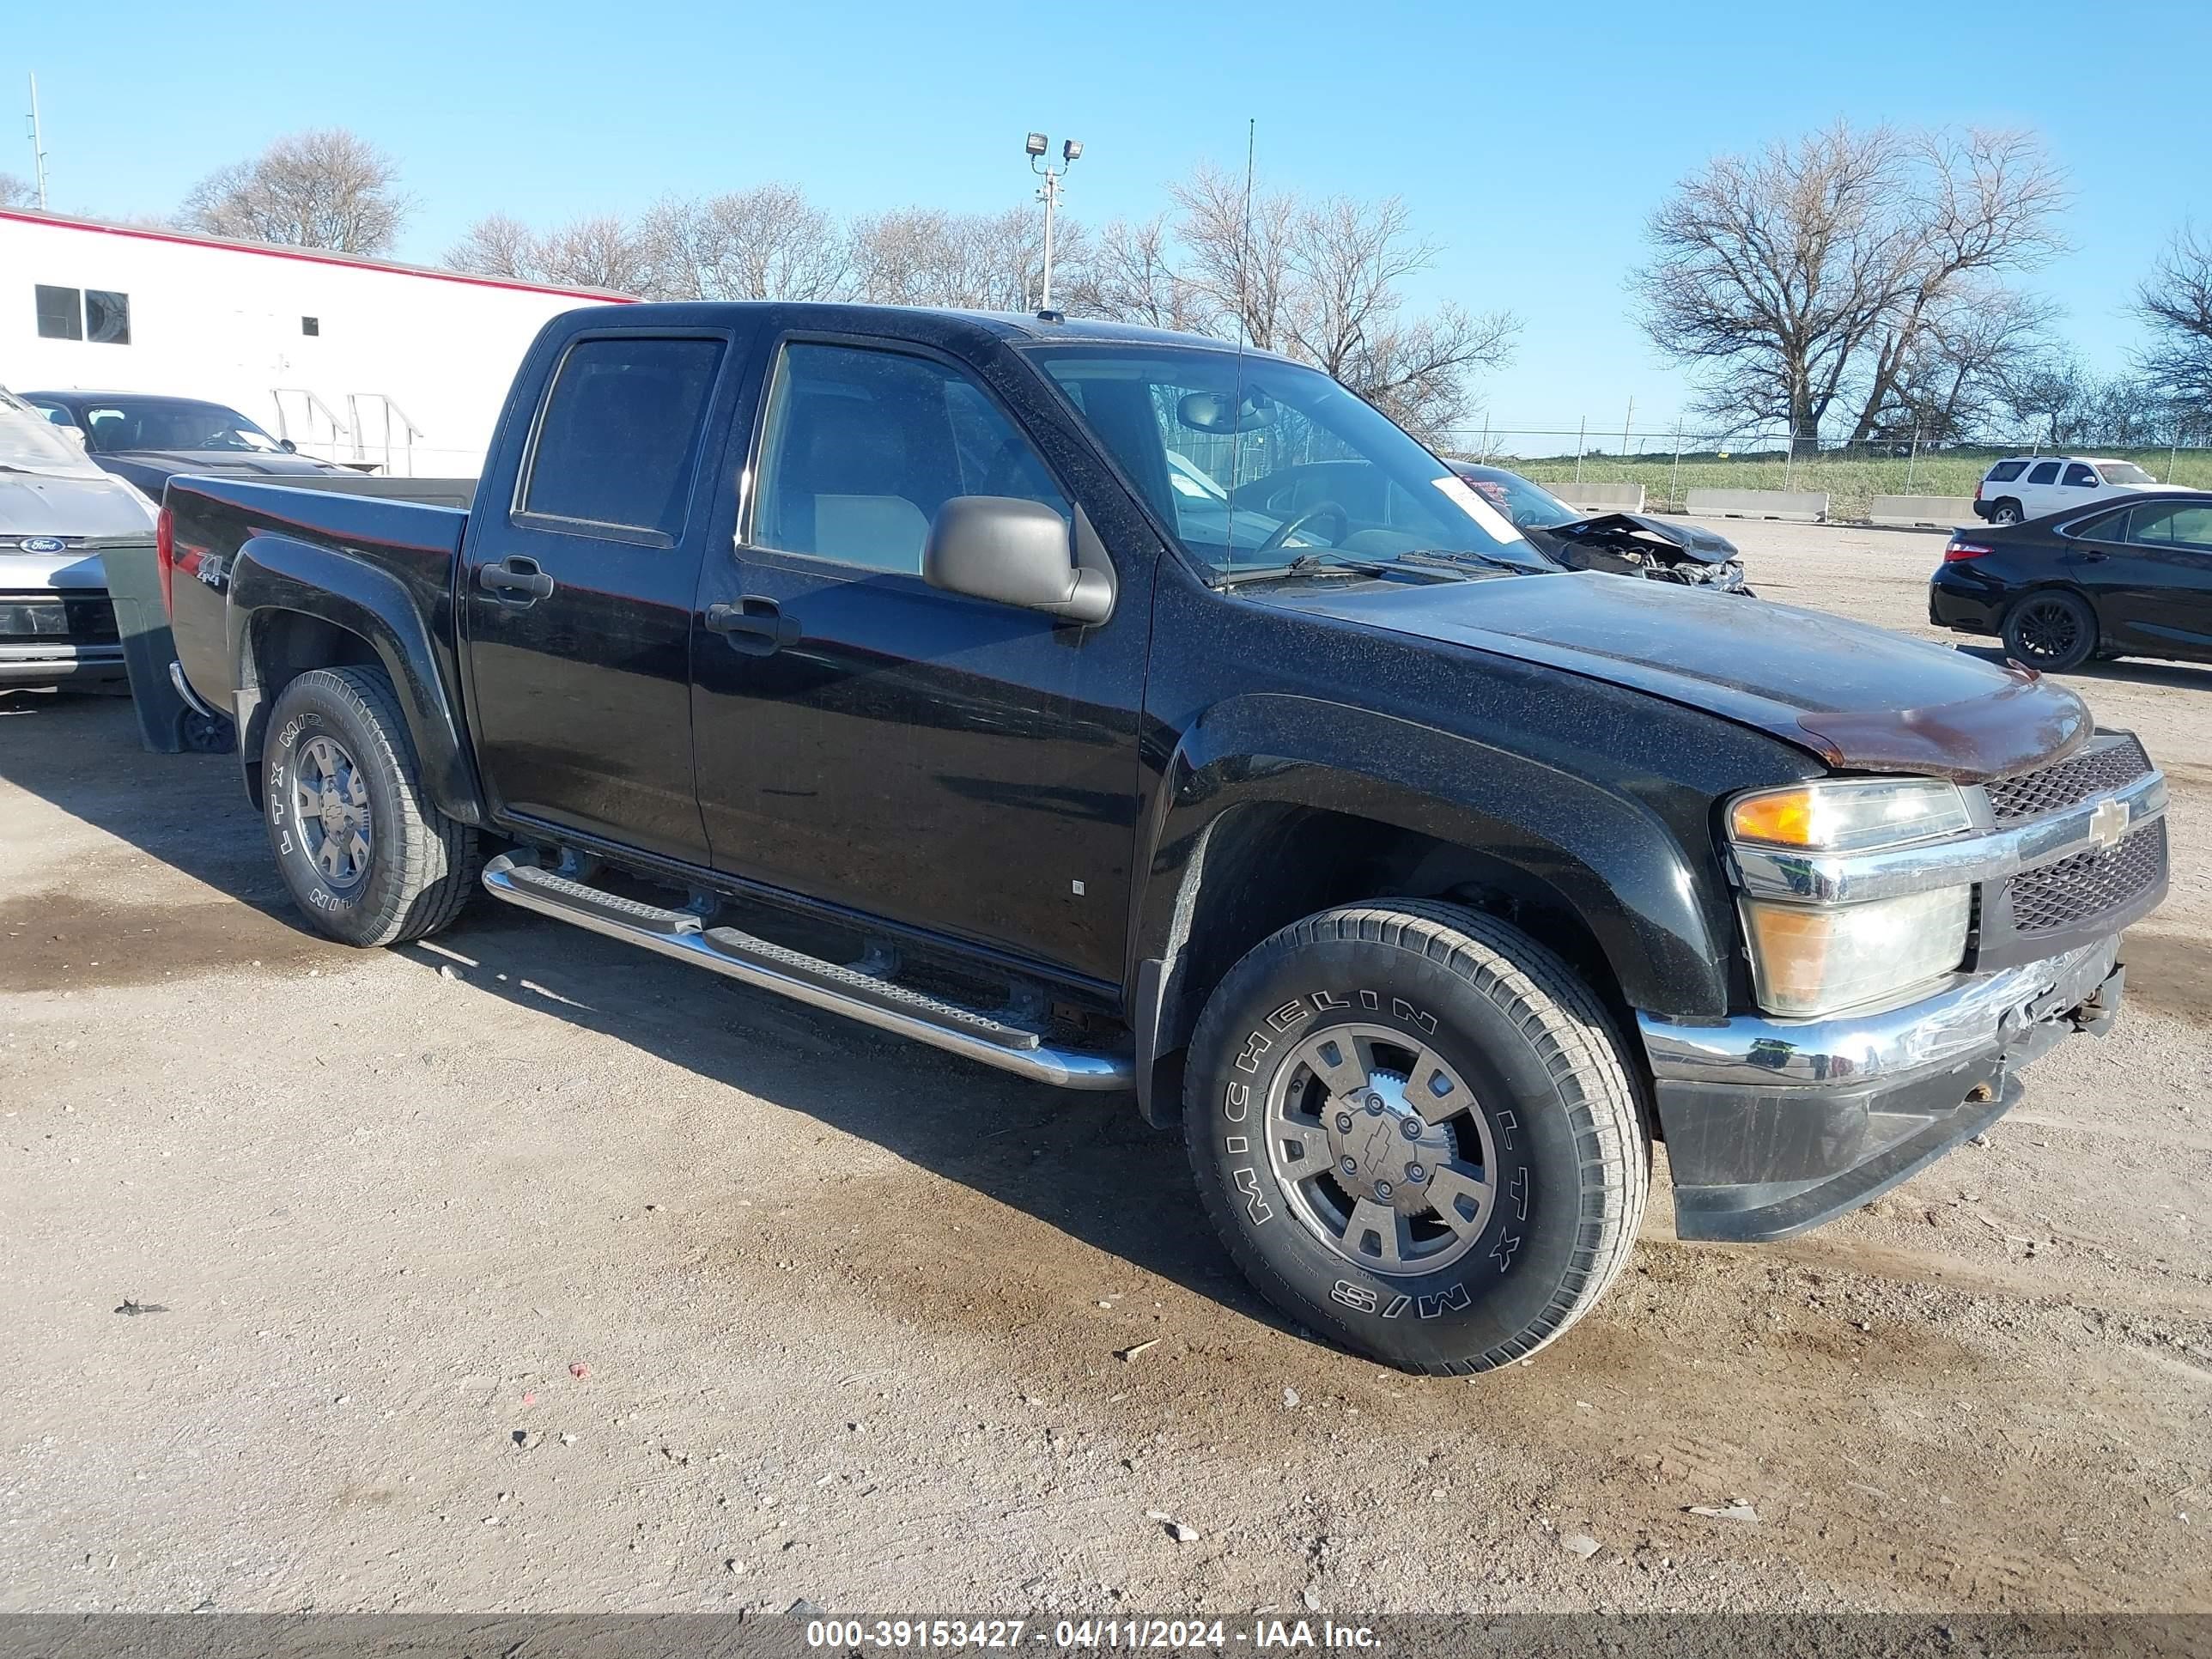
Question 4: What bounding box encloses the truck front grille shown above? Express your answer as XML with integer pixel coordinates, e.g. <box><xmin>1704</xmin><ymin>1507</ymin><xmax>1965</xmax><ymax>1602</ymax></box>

<box><xmin>2002</xmin><ymin>819</ymin><xmax>2166</xmax><ymax>935</ymax></box>
<box><xmin>0</xmin><ymin>590</ymin><xmax>120</xmax><ymax>647</ymax></box>
<box><xmin>1984</xmin><ymin>734</ymin><xmax>2152</xmax><ymax>826</ymax></box>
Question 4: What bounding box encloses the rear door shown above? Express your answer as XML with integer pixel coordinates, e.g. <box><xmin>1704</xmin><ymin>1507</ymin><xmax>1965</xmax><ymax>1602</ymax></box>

<box><xmin>460</xmin><ymin>327</ymin><xmax>744</xmax><ymax>863</ymax></box>
<box><xmin>2019</xmin><ymin>459</ymin><xmax>2064</xmax><ymax>517</ymax></box>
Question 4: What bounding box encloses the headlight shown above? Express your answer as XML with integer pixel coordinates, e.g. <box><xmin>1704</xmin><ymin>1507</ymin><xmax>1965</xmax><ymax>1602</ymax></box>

<box><xmin>1740</xmin><ymin>888</ymin><xmax>1971</xmax><ymax>1018</ymax></box>
<box><xmin>1729</xmin><ymin>777</ymin><xmax>1972</xmax><ymax>853</ymax></box>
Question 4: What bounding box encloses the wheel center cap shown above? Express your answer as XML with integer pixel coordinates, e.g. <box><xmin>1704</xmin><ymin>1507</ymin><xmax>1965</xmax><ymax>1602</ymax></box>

<box><xmin>1324</xmin><ymin>1072</ymin><xmax>1454</xmax><ymax>1209</ymax></box>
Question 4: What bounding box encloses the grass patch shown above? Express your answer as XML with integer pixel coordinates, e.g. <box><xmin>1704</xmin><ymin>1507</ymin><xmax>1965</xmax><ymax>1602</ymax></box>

<box><xmin>1498</xmin><ymin>447</ymin><xmax>2212</xmax><ymax>522</ymax></box>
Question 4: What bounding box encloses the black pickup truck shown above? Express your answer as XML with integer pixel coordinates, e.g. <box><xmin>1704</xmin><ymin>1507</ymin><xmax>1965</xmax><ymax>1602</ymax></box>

<box><xmin>161</xmin><ymin>302</ymin><xmax>2168</xmax><ymax>1374</ymax></box>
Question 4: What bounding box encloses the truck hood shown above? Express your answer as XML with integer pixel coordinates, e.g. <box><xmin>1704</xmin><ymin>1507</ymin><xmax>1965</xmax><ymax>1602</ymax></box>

<box><xmin>1257</xmin><ymin>569</ymin><xmax>2089</xmax><ymax>781</ymax></box>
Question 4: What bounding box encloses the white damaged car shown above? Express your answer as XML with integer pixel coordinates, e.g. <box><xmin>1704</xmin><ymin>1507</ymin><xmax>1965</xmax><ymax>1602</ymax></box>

<box><xmin>1</xmin><ymin>386</ymin><xmax>156</xmax><ymax>692</ymax></box>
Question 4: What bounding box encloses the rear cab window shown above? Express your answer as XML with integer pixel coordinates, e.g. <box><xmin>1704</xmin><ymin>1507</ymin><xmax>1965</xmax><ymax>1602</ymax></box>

<box><xmin>518</xmin><ymin>337</ymin><xmax>726</xmax><ymax>544</ymax></box>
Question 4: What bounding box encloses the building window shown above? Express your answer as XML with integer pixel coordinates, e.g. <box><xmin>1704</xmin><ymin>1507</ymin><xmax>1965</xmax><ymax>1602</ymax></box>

<box><xmin>85</xmin><ymin>289</ymin><xmax>131</xmax><ymax>345</ymax></box>
<box><xmin>32</xmin><ymin>284</ymin><xmax>131</xmax><ymax>344</ymax></box>
<box><xmin>35</xmin><ymin>284</ymin><xmax>82</xmax><ymax>340</ymax></box>
<box><xmin>301</xmin><ymin>316</ymin><xmax>319</xmax><ymax>337</ymax></box>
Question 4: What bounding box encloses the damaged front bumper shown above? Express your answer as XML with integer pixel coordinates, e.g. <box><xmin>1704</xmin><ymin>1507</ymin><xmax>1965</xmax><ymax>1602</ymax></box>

<box><xmin>1637</xmin><ymin>939</ymin><xmax>2125</xmax><ymax>1243</ymax></box>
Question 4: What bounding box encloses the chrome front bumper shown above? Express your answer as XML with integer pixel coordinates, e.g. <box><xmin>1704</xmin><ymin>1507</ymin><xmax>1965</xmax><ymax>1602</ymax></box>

<box><xmin>1637</xmin><ymin>939</ymin><xmax>2127</xmax><ymax>1243</ymax></box>
<box><xmin>1639</xmin><ymin>937</ymin><xmax>2120</xmax><ymax>1091</ymax></box>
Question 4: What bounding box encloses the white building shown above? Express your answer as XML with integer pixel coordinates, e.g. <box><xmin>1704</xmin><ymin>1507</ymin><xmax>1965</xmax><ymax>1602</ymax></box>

<box><xmin>0</xmin><ymin>209</ymin><xmax>630</xmax><ymax>477</ymax></box>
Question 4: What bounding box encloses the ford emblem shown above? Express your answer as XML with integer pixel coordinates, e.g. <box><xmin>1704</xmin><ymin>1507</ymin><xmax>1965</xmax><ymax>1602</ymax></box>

<box><xmin>20</xmin><ymin>535</ymin><xmax>67</xmax><ymax>554</ymax></box>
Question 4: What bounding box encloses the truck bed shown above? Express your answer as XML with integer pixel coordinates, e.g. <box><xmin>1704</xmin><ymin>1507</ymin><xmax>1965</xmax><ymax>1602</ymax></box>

<box><xmin>164</xmin><ymin>475</ymin><xmax>472</xmax><ymax>717</ymax></box>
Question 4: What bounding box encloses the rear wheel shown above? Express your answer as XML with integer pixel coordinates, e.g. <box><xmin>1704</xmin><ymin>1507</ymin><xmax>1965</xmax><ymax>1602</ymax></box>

<box><xmin>2002</xmin><ymin>589</ymin><xmax>2097</xmax><ymax>672</ymax></box>
<box><xmin>263</xmin><ymin>665</ymin><xmax>481</xmax><ymax>946</ymax></box>
<box><xmin>1183</xmin><ymin>901</ymin><xmax>1649</xmax><ymax>1375</ymax></box>
<box><xmin>1988</xmin><ymin>498</ymin><xmax>2024</xmax><ymax>526</ymax></box>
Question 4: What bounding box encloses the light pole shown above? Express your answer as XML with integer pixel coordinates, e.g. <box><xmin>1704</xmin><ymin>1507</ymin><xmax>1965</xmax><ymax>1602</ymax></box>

<box><xmin>1025</xmin><ymin>132</ymin><xmax>1080</xmax><ymax>311</ymax></box>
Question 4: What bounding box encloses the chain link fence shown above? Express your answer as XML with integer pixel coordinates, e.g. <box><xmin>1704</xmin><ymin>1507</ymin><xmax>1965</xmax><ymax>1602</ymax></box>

<box><xmin>1439</xmin><ymin>420</ymin><xmax>2212</xmax><ymax>521</ymax></box>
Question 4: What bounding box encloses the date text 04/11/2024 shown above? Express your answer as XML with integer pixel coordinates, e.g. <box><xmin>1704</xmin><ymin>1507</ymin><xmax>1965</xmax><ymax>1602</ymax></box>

<box><xmin>801</xmin><ymin>1620</ymin><xmax>1382</xmax><ymax>1650</ymax></box>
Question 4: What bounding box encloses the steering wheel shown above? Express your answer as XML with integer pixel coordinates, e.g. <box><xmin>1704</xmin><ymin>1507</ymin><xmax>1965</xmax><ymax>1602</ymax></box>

<box><xmin>1253</xmin><ymin>500</ymin><xmax>1351</xmax><ymax>559</ymax></box>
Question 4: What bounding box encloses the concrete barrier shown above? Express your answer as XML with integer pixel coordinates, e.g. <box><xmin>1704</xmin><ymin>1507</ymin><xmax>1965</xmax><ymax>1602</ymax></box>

<box><xmin>1683</xmin><ymin>488</ymin><xmax>1828</xmax><ymax>523</ymax></box>
<box><xmin>1867</xmin><ymin>494</ymin><xmax>1976</xmax><ymax>530</ymax></box>
<box><xmin>1546</xmin><ymin>481</ymin><xmax>1645</xmax><ymax>514</ymax></box>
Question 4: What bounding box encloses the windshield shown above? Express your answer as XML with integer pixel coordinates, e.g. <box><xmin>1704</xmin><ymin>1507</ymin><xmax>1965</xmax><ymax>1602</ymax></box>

<box><xmin>74</xmin><ymin>398</ymin><xmax>286</xmax><ymax>455</ymax></box>
<box><xmin>1449</xmin><ymin>464</ymin><xmax>1581</xmax><ymax>530</ymax></box>
<box><xmin>1030</xmin><ymin>346</ymin><xmax>1550</xmax><ymax>576</ymax></box>
<box><xmin>0</xmin><ymin>388</ymin><xmax>110</xmax><ymax>479</ymax></box>
<box><xmin>2096</xmin><ymin>460</ymin><xmax>2158</xmax><ymax>487</ymax></box>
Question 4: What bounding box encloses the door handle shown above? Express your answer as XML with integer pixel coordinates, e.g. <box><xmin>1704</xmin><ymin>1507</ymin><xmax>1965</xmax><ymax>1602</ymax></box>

<box><xmin>705</xmin><ymin>597</ymin><xmax>799</xmax><ymax>656</ymax></box>
<box><xmin>479</xmin><ymin>556</ymin><xmax>555</xmax><ymax>603</ymax></box>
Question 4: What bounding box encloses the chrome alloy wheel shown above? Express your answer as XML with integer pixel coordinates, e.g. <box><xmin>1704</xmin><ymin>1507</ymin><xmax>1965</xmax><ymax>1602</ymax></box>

<box><xmin>292</xmin><ymin>733</ymin><xmax>373</xmax><ymax>890</ymax></box>
<box><xmin>1263</xmin><ymin>1020</ymin><xmax>1498</xmax><ymax>1275</ymax></box>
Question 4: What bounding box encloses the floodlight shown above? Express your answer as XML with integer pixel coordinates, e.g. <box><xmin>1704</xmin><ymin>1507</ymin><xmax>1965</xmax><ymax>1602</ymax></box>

<box><xmin>1025</xmin><ymin>132</ymin><xmax>1048</xmax><ymax>157</ymax></box>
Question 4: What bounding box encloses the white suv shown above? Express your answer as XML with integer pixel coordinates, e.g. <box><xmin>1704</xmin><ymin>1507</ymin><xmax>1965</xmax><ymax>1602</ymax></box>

<box><xmin>1972</xmin><ymin>454</ymin><xmax>2162</xmax><ymax>524</ymax></box>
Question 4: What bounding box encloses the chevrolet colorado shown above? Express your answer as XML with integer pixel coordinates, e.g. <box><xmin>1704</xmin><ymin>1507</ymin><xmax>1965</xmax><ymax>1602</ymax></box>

<box><xmin>161</xmin><ymin>303</ymin><xmax>2168</xmax><ymax>1373</ymax></box>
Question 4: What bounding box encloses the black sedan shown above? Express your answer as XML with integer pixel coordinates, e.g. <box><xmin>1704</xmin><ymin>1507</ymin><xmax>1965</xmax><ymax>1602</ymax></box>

<box><xmin>20</xmin><ymin>391</ymin><xmax>356</xmax><ymax>501</ymax></box>
<box><xmin>1928</xmin><ymin>490</ymin><xmax>2212</xmax><ymax>672</ymax></box>
<box><xmin>1445</xmin><ymin>461</ymin><xmax>1749</xmax><ymax>592</ymax></box>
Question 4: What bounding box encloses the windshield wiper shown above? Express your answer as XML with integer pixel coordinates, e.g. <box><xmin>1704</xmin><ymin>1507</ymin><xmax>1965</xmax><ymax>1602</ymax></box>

<box><xmin>1394</xmin><ymin>548</ymin><xmax>1541</xmax><ymax>575</ymax></box>
<box><xmin>1213</xmin><ymin>551</ymin><xmax>1400</xmax><ymax>588</ymax></box>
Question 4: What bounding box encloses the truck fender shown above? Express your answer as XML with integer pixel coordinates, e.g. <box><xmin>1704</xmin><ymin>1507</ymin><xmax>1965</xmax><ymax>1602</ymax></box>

<box><xmin>225</xmin><ymin>532</ymin><xmax>483</xmax><ymax>825</ymax></box>
<box><xmin>1129</xmin><ymin>694</ymin><xmax>1733</xmax><ymax>1117</ymax></box>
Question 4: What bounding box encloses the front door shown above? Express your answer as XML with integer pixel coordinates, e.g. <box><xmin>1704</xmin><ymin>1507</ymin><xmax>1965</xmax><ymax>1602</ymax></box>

<box><xmin>689</xmin><ymin>335</ymin><xmax>1152</xmax><ymax>988</ymax></box>
<box><xmin>462</xmin><ymin>330</ymin><xmax>737</xmax><ymax>863</ymax></box>
<box><xmin>2073</xmin><ymin>498</ymin><xmax>2212</xmax><ymax>659</ymax></box>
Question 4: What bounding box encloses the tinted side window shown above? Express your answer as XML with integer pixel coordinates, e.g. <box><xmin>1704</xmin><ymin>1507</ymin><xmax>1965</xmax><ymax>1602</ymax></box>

<box><xmin>2027</xmin><ymin>461</ymin><xmax>2062</xmax><ymax>485</ymax></box>
<box><xmin>2130</xmin><ymin>505</ymin><xmax>2212</xmax><ymax>551</ymax></box>
<box><xmin>750</xmin><ymin>342</ymin><xmax>1067</xmax><ymax>575</ymax></box>
<box><xmin>2061</xmin><ymin>462</ymin><xmax>2098</xmax><ymax>487</ymax></box>
<box><xmin>1986</xmin><ymin>460</ymin><xmax>2027</xmax><ymax>483</ymax></box>
<box><xmin>521</xmin><ymin>337</ymin><xmax>725</xmax><ymax>538</ymax></box>
<box><xmin>35</xmin><ymin>284</ymin><xmax>81</xmax><ymax>341</ymax></box>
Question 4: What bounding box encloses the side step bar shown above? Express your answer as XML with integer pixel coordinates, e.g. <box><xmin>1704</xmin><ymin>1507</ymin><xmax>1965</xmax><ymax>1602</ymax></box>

<box><xmin>480</xmin><ymin>854</ymin><xmax>1132</xmax><ymax>1091</ymax></box>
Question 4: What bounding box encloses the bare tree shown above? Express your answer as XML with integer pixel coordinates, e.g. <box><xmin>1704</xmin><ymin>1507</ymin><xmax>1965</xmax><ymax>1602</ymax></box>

<box><xmin>179</xmin><ymin>129</ymin><xmax>410</xmax><ymax>254</ymax></box>
<box><xmin>1634</xmin><ymin>123</ymin><xmax>2063</xmax><ymax>452</ymax></box>
<box><xmin>443</xmin><ymin>213</ymin><xmax>539</xmax><ymax>279</ymax></box>
<box><xmin>1069</xmin><ymin>214</ymin><xmax>1201</xmax><ymax>331</ymax></box>
<box><xmin>1146</xmin><ymin>168</ymin><xmax>1513</xmax><ymax>445</ymax></box>
<box><xmin>1634</xmin><ymin>125</ymin><xmax>1914</xmax><ymax>451</ymax></box>
<box><xmin>848</xmin><ymin>206</ymin><xmax>1075</xmax><ymax>310</ymax></box>
<box><xmin>0</xmin><ymin>172</ymin><xmax>36</xmax><ymax>208</ymax></box>
<box><xmin>2137</xmin><ymin>225</ymin><xmax>2212</xmax><ymax>416</ymax></box>
<box><xmin>1166</xmin><ymin>164</ymin><xmax>1298</xmax><ymax>349</ymax></box>
<box><xmin>1861</xmin><ymin>284</ymin><xmax>2059</xmax><ymax>443</ymax></box>
<box><xmin>636</xmin><ymin>185</ymin><xmax>848</xmax><ymax>301</ymax></box>
<box><xmin>1842</xmin><ymin>129</ymin><xmax>2067</xmax><ymax>441</ymax></box>
<box><xmin>445</xmin><ymin>212</ymin><xmax>653</xmax><ymax>293</ymax></box>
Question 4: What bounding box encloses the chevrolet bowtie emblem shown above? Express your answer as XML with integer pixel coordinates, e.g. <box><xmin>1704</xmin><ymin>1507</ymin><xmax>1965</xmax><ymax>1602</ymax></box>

<box><xmin>2088</xmin><ymin>797</ymin><xmax>2129</xmax><ymax>853</ymax></box>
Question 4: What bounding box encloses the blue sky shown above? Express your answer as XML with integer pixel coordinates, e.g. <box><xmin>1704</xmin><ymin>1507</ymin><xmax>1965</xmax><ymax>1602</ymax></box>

<box><xmin>8</xmin><ymin>0</ymin><xmax>2209</xmax><ymax>443</ymax></box>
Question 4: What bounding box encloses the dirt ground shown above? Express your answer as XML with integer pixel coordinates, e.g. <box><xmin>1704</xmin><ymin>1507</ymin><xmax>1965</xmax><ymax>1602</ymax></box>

<box><xmin>2</xmin><ymin>522</ymin><xmax>2208</xmax><ymax>1617</ymax></box>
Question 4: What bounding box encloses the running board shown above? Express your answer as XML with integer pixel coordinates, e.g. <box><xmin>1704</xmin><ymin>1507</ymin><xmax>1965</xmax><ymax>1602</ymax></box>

<box><xmin>479</xmin><ymin>854</ymin><xmax>1131</xmax><ymax>1091</ymax></box>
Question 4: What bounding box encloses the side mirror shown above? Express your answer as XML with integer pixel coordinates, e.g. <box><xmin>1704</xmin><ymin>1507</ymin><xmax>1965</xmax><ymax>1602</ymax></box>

<box><xmin>923</xmin><ymin>496</ymin><xmax>1114</xmax><ymax>625</ymax></box>
<box><xmin>278</xmin><ymin>438</ymin><xmax>298</xmax><ymax>453</ymax></box>
<box><xmin>59</xmin><ymin>425</ymin><xmax>88</xmax><ymax>452</ymax></box>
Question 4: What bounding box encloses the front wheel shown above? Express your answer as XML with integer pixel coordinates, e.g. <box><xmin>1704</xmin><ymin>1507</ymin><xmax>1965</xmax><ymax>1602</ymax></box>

<box><xmin>262</xmin><ymin>665</ymin><xmax>481</xmax><ymax>947</ymax></box>
<box><xmin>1183</xmin><ymin>901</ymin><xmax>1650</xmax><ymax>1375</ymax></box>
<box><xmin>2002</xmin><ymin>590</ymin><xmax>2097</xmax><ymax>672</ymax></box>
